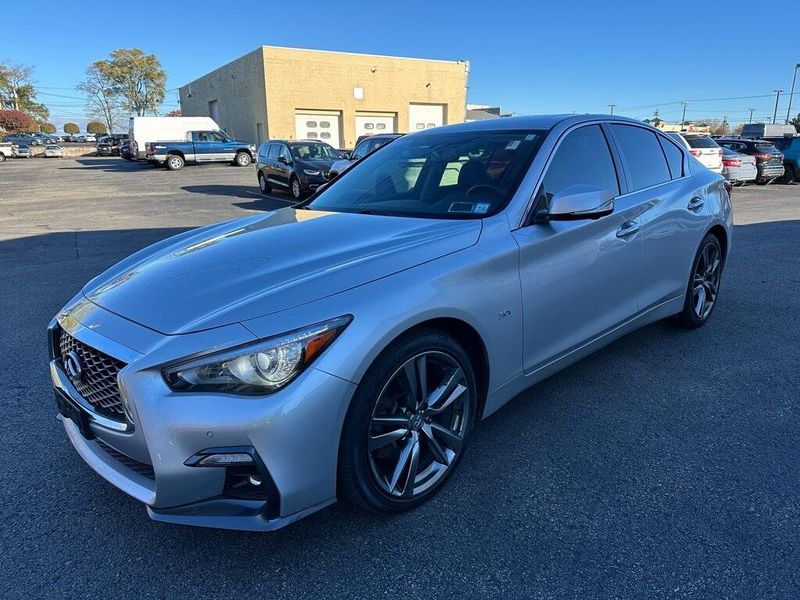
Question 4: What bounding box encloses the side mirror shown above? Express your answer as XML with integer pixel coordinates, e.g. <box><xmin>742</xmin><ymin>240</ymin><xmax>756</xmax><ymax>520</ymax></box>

<box><xmin>547</xmin><ymin>185</ymin><xmax>614</xmax><ymax>221</ymax></box>
<box><xmin>277</xmin><ymin>155</ymin><xmax>290</xmax><ymax>165</ymax></box>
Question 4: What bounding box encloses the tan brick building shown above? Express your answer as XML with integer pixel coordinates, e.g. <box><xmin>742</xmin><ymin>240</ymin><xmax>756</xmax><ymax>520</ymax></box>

<box><xmin>178</xmin><ymin>46</ymin><xmax>469</xmax><ymax>149</ymax></box>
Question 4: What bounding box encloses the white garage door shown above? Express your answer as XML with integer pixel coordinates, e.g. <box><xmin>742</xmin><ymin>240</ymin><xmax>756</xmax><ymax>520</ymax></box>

<box><xmin>355</xmin><ymin>114</ymin><xmax>396</xmax><ymax>139</ymax></box>
<box><xmin>295</xmin><ymin>113</ymin><xmax>341</xmax><ymax>147</ymax></box>
<box><xmin>409</xmin><ymin>104</ymin><xmax>444</xmax><ymax>132</ymax></box>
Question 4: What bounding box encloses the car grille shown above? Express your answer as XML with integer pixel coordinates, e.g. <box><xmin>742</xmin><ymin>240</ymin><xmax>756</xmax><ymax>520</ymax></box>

<box><xmin>96</xmin><ymin>439</ymin><xmax>154</xmax><ymax>480</ymax></box>
<box><xmin>58</xmin><ymin>328</ymin><xmax>127</xmax><ymax>422</ymax></box>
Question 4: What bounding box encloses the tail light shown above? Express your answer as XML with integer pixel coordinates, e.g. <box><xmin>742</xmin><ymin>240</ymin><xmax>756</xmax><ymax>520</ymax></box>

<box><xmin>722</xmin><ymin>159</ymin><xmax>741</xmax><ymax>167</ymax></box>
<box><xmin>689</xmin><ymin>149</ymin><xmax>702</xmax><ymax>157</ymax></box>
<box><xmin>754</xmin><ymin>153</ymin><xmax>772</xmax><ymax>161</ymax></box>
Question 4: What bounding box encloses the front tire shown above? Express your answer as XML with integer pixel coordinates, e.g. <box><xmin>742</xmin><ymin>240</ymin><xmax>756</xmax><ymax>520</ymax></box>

<box><xmin>235</xmin><ymin>151</ymin><xmax>252</xmax><ymax>167</ymax></box>
<box><xmin>290</xmin><ymin>176</ymin><xmax>303</xmax><ymax>200</ymax></box>
<box><xmin>166</xmin><ymin>154</ymin><xmax>184</xmax><ymax>171</ymax></box>
<box><xmin>338</xmin><ymin>329</ymin><xmax>477</xmax><ymax>513</ymax></box>
<box><xmin>258</xmin><ymin>172</ymin><xmax>271</xmax><ymax>194</ymax></box>
<box><xmin>674</xmin><ymin>233</ymin><xmax>724</xmax><ymax>328</ymax></box>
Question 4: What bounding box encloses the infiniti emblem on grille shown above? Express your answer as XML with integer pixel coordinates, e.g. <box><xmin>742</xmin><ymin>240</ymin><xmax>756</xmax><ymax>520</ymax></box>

<box><xmin>64</xmin><ymin>351</ymin><xmax>83</xmax><ymax>382</ymax></box>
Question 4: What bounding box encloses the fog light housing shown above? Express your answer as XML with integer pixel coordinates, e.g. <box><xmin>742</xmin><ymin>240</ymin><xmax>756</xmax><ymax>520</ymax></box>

<box><xmin>195</xmin><ymin>453</ymin><xmax>254</xmax><ymax>467</ymax></box>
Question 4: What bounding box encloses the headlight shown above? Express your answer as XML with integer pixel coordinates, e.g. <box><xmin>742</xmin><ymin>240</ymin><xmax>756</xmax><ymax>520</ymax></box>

<box><xmin>163</xmin><ymin>315</ymin><xmax>352</xmax><ymax>395</ymax></box>
<box><xmin>249</xmin><ymin>144</ymin><xmax>256</xmax><ymax>151</ymax></box>
<box><xmin>303</xmin><ymin>169</ymin><xmax>321</xmax><ymax>176</ymax></box>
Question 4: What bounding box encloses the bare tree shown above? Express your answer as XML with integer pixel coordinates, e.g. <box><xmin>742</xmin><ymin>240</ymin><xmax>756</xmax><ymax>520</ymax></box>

<box><xmin>77</xmin><ymin>63</ymin><xmax>127</xmax><ymax>134</ymax></box>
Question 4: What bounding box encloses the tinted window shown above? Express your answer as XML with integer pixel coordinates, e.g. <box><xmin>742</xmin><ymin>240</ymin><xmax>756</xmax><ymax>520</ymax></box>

<box><xmin>539</xmin><ymin>125</ymin><xmax>619</xmax><ymax>203</ymax></box>
<box><xmin>684</xmin><ymin>136</ymin><xmax>719</xmax><ymax>149</ymax></box>
<box><xmin>658</xmin><ymin>135</ymin><xmax>684</xmax><ymax>178</ymax></box>
<box><xmin>278</xmin><ymin>145</ymin><xmax>292</xmax><ymax>161</ymax></box>
<box><xmin>267</xmin><ymin>143</ymin><xmax>280</xmax><ymax>159</ymax></box>
<box><xmin>352</xmin><ymin>139</ymin><xmax>371</xmax><ymax>159</ymax></box>
<box><xmin>610</xmin><ymin>125</ymin><xmax>671</xmax><ymax>191</ymax></box>
<box><xmin>754</xmin><ymin>142</ymin><xmax>780</xmax><ymax>153</ymax></box>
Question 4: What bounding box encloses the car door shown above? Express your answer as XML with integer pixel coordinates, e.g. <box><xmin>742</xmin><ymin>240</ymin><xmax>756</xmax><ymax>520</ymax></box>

<box><xmin>209</xmin><ymin>130</ymin><xmax>236</xmax><ymax>161</ymax></box>
<box><xmin>608</xmin><ymin>124</ymin><xmax>707</xmax><ymax>311</ymax></box>
<box><xmin>275</xmin><ymin>143</ymin><xmax>293</xmax><ymax>187</ymax></box>
<box><xmin>512</xmin><ymin>123</ymin><xmax>645</xmax><ymax>374</ymax></box>
<box><xmin>191</xmin><ymin>131</ymin><xmax>215</xmax><ymax>162</ymax></box>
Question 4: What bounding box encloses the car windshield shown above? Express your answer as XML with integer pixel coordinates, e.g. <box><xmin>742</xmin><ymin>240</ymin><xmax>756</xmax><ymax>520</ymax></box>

<box><xmin>289</xmin><ymin>142</ymin><xmax>342</xmax><ymax>161</ymax></box>
<box><xmin>306</xmin><ymin>129</ymin><xmax>546</xmax><ymax>219</ymax></box>
<box><xmin>685</xmin><ymin>136</ymin><xmax>719</xmax><ymax>149</ymax></box>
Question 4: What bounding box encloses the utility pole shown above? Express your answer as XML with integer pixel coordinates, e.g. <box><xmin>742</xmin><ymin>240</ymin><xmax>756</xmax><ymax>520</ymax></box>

<box><xmin>748</xmin><ymin>108</ymin><xmax>756</xmax><ymax>123</ymax></box>
<box><xmin>772</xmin><ymin>90</ymin><xmax>783</xmax><ymax>124</ymax></box>
<box><xmin>608</xmin><ymin>104</ymin><xmax>616</xmax><ymax>116</ymax></box>
<box><xmin>680</xmin><ymin>101</ymin><xmax>688</xmax><ymax>126</ymax></box>
<box><xmin>787</xmin><ymin>63</ymin><xmax>800</xmax><ymax>124</ymax></box>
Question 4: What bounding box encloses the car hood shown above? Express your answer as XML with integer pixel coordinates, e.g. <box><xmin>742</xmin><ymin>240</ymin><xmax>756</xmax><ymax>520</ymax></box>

<box><xmin>83</xmin><ymin>208</ymin><xmax>481</xmax><ymax>335</ymax></box>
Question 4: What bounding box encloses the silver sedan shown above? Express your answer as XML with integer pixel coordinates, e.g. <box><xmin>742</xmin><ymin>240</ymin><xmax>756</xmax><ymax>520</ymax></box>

<box><xmin>49</xmin><ymin>115</ymin><xmax>732</xmax><ymax>531</ymax></box>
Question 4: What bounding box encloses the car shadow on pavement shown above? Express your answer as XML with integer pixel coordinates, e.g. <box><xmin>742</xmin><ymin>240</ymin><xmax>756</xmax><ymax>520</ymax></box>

<box><xmin>2</xmin><ymin>218</ymin><xmax>800</xmax><ymax>598</ymax></box>
<box><xmin>59</xmin><ymin>158</ymin><xmax>156</xmax><ymax>173</ymax></box>
<box><xmin>181</xmin><ymin>184</ymin><xmax>295</xmax><ymax>210</ymax></box>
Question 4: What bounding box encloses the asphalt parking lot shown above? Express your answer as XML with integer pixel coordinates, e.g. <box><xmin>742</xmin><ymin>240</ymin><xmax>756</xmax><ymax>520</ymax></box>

<box><xmin>2</xmin><ymin>157</ymin><xmax>799</xmax><ymax>598</ymax></box>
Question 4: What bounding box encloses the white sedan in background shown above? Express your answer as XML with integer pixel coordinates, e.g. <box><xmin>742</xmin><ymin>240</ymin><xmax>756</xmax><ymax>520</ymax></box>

<box><xmin>668</xmin><ymin>132</ymin><xmax>723</xmax><ymax>173</ymax></box>
<box><xmin>44</xmin><ymin>145</ymin><xmax>64</xmax><ymax>158</ymax></box>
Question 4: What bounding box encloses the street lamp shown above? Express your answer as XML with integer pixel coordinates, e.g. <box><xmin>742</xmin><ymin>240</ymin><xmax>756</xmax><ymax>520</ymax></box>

<box><xmin>786</xmin><ymin>63</ymin><xmax>800</xmax><ymax>125</ymax></box>
<box><xmin>772</xmin><ymin>90</ymin><xmax>783</xmax><ymax>124</ymax></box>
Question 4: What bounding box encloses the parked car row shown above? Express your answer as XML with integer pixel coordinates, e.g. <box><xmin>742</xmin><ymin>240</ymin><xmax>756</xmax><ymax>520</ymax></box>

<box><xmin>667</xmin><ymin>127</ymin><xmax>798</xmax><ymax>186</ymax></box>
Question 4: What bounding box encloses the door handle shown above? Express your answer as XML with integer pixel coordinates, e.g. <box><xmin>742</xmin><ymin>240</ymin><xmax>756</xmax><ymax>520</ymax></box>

<box><xmin>616</xmin><ymin>221</ymin><xmax>640</xmax><ymax>239</ymax></box>
<box><xmin>687</xmin><ymin>196</ymin><xmax>704</xmax><ymax>212</ymax></box>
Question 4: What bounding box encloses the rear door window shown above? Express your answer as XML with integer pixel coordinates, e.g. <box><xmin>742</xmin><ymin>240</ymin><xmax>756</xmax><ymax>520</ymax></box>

<box><xmin>267</xmin><ymin>143</ymin><xmax>279</xmax><ymax>159</ymax></box>
<box><xmin>539</xmin><ymin>125</ymin><xmax>620</xmax><ymax>203</ymax></box>
<box><xmin>610</xmin><ymin>125</ymin><xmax>671</xmax><ymax>191</ymax></box>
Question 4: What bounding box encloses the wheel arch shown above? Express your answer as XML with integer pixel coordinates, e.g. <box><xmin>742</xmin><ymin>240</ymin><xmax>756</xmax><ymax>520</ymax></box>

<box><xmin>369</xmin><ymin>317</ymin><xmax>491</xmax><ymax>420</ymax></box>
<box><xmin>707</xmin><ymin>224</ymin><xmax>729</xmax><ymax>262</ymax></box>
<box><xmin>166</xmin><ymin>150</ymin><xmax>184</xmax><ymax>159</ymax></box>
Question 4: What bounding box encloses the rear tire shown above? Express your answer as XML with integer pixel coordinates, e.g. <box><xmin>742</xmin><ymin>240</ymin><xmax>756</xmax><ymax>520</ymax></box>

<box><xmin>166</xmin><ymin>154</ymin><xmax>184</xmax><ymax>171</ymax></box>
<box><xmin>338</xmin><ymin>329</ymin><xmax>477</xmax><ymax>513</ymax></box>
<box><xmin>0</xmin><ymin>153</ymin><xmax>5</xmax><ymax>162</ymax></box>
<box><xmin>673</xmin><ymin>233</ymin><xmax>724</xmax><ymax>329</ymax></box>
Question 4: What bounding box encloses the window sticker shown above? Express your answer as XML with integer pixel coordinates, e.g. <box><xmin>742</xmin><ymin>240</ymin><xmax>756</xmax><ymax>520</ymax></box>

<box><xmin>506</xmin><ymin>140</ymin><xmax>521</xmax><ymax>150</ymax></box>
<box><xmin>473</xmin><ymin>202</ymin><xmax>491</xmax><ymax>214</ymax></box>
<box><xmin>448</xmin><ymin>202</ymin><xmax>475</xmax><ymax>213</ymax></box>
<box><xmin>524</xmin><ymin>134</ymin><xmax>537</xmax><ymax>141</ymax></box>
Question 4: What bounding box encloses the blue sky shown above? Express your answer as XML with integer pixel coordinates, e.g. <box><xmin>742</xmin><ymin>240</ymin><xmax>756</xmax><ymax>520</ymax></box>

<box><xmin>3</xmin><ymin>0</ymin><xmax>800</xmax><ymax>130</ymax></box>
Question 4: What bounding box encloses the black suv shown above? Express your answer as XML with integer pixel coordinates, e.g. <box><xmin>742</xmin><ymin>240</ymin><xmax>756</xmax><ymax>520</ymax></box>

<box><xmin>330</xmin><ymin>133</ymin><xmax>403</xmax><ymax>179</ymax></box>
<box><xmin>715</xmin><ymin>138</ymin><xmax>785</xmax><ymax>183</ymax></box>
<box><xmin>255</xmin><ymin>140</ymin><xmax>345</xmax><ymax>199</ymax></box>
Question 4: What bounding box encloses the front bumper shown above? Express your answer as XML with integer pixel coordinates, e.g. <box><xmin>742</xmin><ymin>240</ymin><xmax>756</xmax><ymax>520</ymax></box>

<box><xmin>49</xmin><ymin>303</ymin><xmax>356</xmax><ymax>531</ymax></box>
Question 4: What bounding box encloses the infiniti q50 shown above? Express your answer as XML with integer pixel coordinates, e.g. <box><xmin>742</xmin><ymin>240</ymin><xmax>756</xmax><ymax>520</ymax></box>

<box><xmin>49</xmin><ymin>115</ymin><xmax>732</xmax><ymax>531</ymax></box>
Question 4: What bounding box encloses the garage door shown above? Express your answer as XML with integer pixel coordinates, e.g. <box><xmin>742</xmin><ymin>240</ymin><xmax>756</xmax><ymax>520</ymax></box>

<box><xmin>409</xmin><ymin>104</ymin><xmax>444</xmax><ymax>132</ymax></box>
<box><xmin>355</xmin><ymin>114</ymin><xmax>396</xmax><ymax>139</ymax></box>
<box><xmin>295</xmin><ymin>113</ymin><xmax>341</xmax><ymax>147</ymax></box>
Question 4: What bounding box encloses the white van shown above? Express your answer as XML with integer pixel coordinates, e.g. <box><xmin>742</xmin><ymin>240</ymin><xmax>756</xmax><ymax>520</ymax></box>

<box><xmin>129</xmin><ymin>116</ymin><xmax>220</xmax><ymax>160</ymax></box>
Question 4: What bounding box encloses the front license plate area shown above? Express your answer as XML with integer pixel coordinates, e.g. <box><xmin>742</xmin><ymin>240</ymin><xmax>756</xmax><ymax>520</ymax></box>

<box><xmin>55</xmin><ymin>391</ymin><xmax>94</xmax><ymax>439</ymax></box>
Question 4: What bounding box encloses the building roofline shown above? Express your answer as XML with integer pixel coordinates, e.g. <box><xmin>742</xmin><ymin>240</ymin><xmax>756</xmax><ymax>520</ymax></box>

<box><xmin>178</xmin><ymin>45</ymin><xmax>469</xmax><ymax>89</ymax></box>
<box><xmin>259</xmin><ymin>44</ymin><xmax>468</xmax><ymax>65</ymax></box>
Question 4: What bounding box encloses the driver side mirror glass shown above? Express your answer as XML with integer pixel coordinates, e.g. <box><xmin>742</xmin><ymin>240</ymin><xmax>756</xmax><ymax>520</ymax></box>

<box><xmin>547</xmin><ymin>185</ymin><xmax>614</xmax><ymax>221</ymax></box>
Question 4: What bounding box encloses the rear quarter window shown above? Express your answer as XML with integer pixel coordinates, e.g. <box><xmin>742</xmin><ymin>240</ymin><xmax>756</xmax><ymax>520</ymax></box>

<box><xmin>658</xmin><ymin>135</ymin><xmax>685</xmax><ymax>178</ymax></box>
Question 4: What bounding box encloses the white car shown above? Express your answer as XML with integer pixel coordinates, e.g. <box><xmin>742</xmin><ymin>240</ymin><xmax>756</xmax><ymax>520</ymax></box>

<box><xmin>0</xmin><ymin>142</ymin><xmax>13</xmax><ymax>162</ymax></box>
<box><xmin>77</xmin><ymin>134</ymin><xmax>97</xmax><ymax>143</ymax></box>
<box><xmin>44</xmin><ymin>144</ymin><xmax>64</xmax><ymax>158</ymax></box>
<box><xmin>668</xmin><ymin>132</ymin><xmax>723</xmax><ymax>173</ymax></box>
